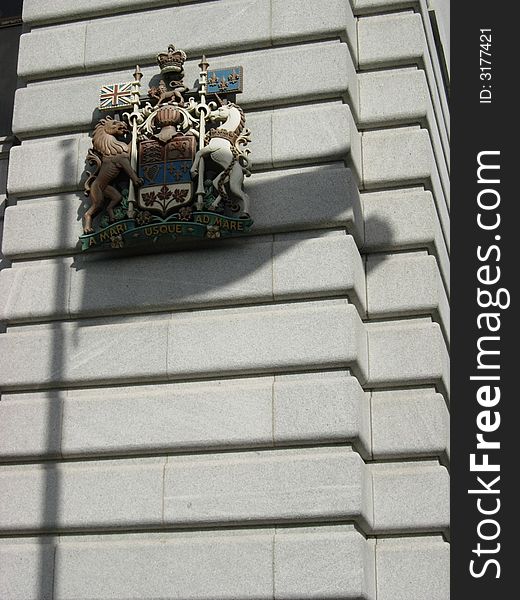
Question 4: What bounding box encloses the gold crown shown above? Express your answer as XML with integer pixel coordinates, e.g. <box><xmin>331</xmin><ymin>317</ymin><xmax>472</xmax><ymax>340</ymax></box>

<box><xmin>156</xmin><ymin>44</ymin><xmax>187</xmax><ymax>74</ymax></box>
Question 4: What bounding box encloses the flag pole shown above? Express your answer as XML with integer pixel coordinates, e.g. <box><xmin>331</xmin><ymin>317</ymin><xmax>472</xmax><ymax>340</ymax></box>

<box><xmin>196</xmin><ymin>55</ymin><xmax>210</xmax><ymax>210</ymax></box>
<box><xmin>127</xmin><ymin>65</ymin><xmax>142</xmax><ymax>219</ymax></box>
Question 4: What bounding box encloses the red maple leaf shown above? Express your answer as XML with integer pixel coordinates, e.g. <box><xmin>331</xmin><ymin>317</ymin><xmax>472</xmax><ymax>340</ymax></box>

<box><xmin>157</xmin><ymin>185</ymin><xmax>173</xmax><ymax>202</ymax></box>
<box><xmin>142</xmin><ymin>191</ymin><xmax>157</xmax><ymax>206</ymax></box>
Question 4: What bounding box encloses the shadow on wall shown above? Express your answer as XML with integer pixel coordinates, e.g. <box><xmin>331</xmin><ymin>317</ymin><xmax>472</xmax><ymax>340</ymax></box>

<box><xmin>22</xmin><ymin>119</ymin><xmax>396</xmax><ymax>598</ymax></box>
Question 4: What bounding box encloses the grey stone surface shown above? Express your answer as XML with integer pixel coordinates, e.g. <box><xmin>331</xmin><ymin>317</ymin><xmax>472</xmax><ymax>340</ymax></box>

<box><xmin>18</xmin><ymin>23</ymin><xmax>88</xmax><ymax>80</ymax></box>
<box><xmin>0</xmin><ymin>392</ymin><xmax>64</xmax><ymax>459</ymax></box>
<box><xmin>274</xmin><ymin>373</ymin><xmax>371</xmax><ymax>458</ymax></box>
<box><xmin>163</xmin><ymin>447</ymin><xmax>370</xmax><ymax>527</ymax></box>
<box><xmin>367</xmin><ymin>320</ymin><xmax>449</xmax><ymax>396</ymax></box>
<box><xmin>0</xmin><ymin>457</ymin><xmax>164</xmax><ymax>533</ymax></box>
<box><xmin>0</xmin><ymin>260</ymin><xmax>71</xmax><ymax>323</ymax></box>
<box><xmin>0</xmin><ymin>301</ymin><xmax>367</xmax><ymax>390</ymax></box>
<box><xmin>55</xmin><ymin>529</ymin><xmax>275</xmax><ymax>600</ymax></box>
<box><xmin>371</xmin><ymin>389</ymin><xmax>449</xmax><ymax>459</ymax></box>
<box><xmin>275</xmin><ymin>526</ymin><xmax>376</xmax><ymax>599</ymax></box>
<box><xmin>23</xmin><ymin>0</ymin><xmax>190</xmax><ymax>25</ymax></box>
<box><xmin>359</xmin><ymin>67</ymin><xmax>428</xmax><ymax>127</ymax></box>
<box><xmin>83</xmin><ymin>0</ymin><xmax>271</xmax><ymax>75</ymax></box>
<box><xmin>2</xmin><ymin>165</ymin><xmax>362</xmax><ymax>260</ymax></box>
<box><xmin>370</xmin><ymin>462</ymin><xmax>449</xmax><ymax>533</ymax></box>
<box><xmin>9</xmin><ymin>103</ymin><xmax>356</xmax><ymax>197</ymax></box>
<box><xmin>0</xmin><ymin>526</ymin><xmax>376</xmax><ymax>600</ymax></box>
<box><xmin>376</xmin><ymin>536</ymin><xmax>450</xmax><ymax>600</ymax></box>
<box><xmin>272</xmin><ymin>0</ymin><xmax>358</xmax><ymax>63</ymax></box>
<box><xmin>0</xmin><ymin>372</ymin><xmax>372</xmax><ymax>461</ymax></box>
<box><xmin>69</xmin><ymin>239</ymin><xmax>274</xmax><ymax>318</ymax></box>
<box><xmin>367</xmin><ymin>252</ymin><xmax>449</xmax><ymax>341</ymax></box>
<box><xmin>166</xmin><ymin>300</ymin><xmax>369</xmax><ymax>384</ymax></box>
<box><xmin>0</xmin><ymin>538</ymin><xmax>55</xmax><ymax>600</ymax></box>
<box><xmin>21</xmin><ymin>0</ymin><xmax>358</xmax><ymax>80</ymax></box>
<box><xmin>352</xmin><ymin>0</ymin><xmax>416</xmax><ymax>14</ymax></box>
<box><xmin>359</xmin><ymin>67</ymin><xmax>450</xmax><ymax>176</ymax></box>
<box><xmin>273</xmin><ymin>232</ymin><xmax>366</xmax><ymax>314</ymax></box>
<box><xmin>0</xmin><ymin>315</ymin><xmax>170</xmax><ymax>390</ymax></box>
<box><xmin>358</xmin><ymin>12</ymin><xmax>424</xmax><ymax>69</ymax></box>
<box><xmin>7</xmin><ymin>135</ymin><xmax>82</xmax><ymax>196</ymax></box>
<box><xmin>13</xmin><ymin>41</ymin><xmax>357</xmax><ymax>138</ymax></box>
<box><xmin>272</xmin><ymin>102</ymin><xmax>361</xmax><ymax>179</ymax></box>
<box><xmin>1</xmin><ymin>194</ymin><xmax>84</xmax><ymax>259</ymax></box>
<box><xmin>362</xmin><ymin>127</ymin><xmax>450</xmax><ymax>251</ymax></box>
<box><xmin>361</xmin><ymin>187</ymin><xmax>449</xmax><ymax>293</ymax></box>
<box><xmin>62</xmin><ymin>379</ymin><xmax>273</xmax><ymax>457</ymax></box>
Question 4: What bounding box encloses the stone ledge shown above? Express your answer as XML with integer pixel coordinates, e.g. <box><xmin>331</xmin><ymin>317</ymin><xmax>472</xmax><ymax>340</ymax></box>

<box><xmin>366</xmin><ymin>319</ymin><xmax>450</xmax><ymax>398</ymax></box>
<box><xmin>13</xmin><ymin>41</ymin><xmax>358</xmax><ymax>139</ymax></box>
<box><xmin>2</xmin><ymin>164</ymin><xmax>362</xmax><ymax>260</ymax></box>
<box><xmin>0</xmin><ymin>299</ymin><xmax>368</xmax><ymax>391</ymax></box>
<box><xmin>0</xmin><ymin>372</ymin><xmax>371</xmax><ymax>462</ymax></box>
<box><xmin>371</xmin><ymin>388</ymin><xmax>449</xmax><ymax>460</ymax></box>
<box><xmin>0</xmin><ymin>525</ymin><xmax>376</xmax><ymax>600</ymax></box>
<box><xmin>362</xmin><ymin>127</ymin><xmax>449</xmax><ymax>252</ymax></box>
<box><xmin>8</xmin><ymin>102</ymin><xmax>360</xmax><ymax>196</ymax></box>
<box><xmin>376</xmin><ymin>536</ymin><xmax>450</xmax><ymax>600</ymax></box>
<box><xmin>0</xmin><ymin>449</ymin><xmax>448</xmax><ymax>536</ymax></box>
<box><xmin>366</xmin><ymin>251</ymin><xmax>449</xmax><ymax>342</ymax></box>
<box><xmin>360</xmin><ymin>187</ymin><xmax>449</xmax><ymax>294</ymax></box>
<box><xmin>0</xmin><ymin>232</ymin><xmax>367</xmax><ymax>323</ymax></box>
<box><xmin>20</xmin><ymin>0</ymin><xmax>358</xmax><ymax>80</ymax></box>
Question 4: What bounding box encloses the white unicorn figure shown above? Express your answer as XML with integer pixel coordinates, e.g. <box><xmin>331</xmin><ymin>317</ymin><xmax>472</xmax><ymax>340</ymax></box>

<box><xmin>190</xmin><ymin>101</ymin><xmax>251</xmax><ymax>218</ymax></box>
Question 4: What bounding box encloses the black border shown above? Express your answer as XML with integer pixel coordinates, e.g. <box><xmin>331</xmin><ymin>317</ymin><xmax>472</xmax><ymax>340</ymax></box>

<box><xmin>451</xmin><ymin>2</ymin><xmax>516</xmax><ymax>595</ymax></box>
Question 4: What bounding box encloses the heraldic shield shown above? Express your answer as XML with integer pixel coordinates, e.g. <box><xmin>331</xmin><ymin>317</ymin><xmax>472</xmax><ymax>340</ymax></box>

<box><xmin>138</xmin><ymin>135</ymin><xmax>196</xmax><ymax>217</ymax></box>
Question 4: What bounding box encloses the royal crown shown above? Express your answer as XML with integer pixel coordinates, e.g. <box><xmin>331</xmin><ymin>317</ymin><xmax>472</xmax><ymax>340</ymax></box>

<box><xmin>156</xmin><ymin>44</ymin><xmax>187</xmax><ymax>74</ymax></box>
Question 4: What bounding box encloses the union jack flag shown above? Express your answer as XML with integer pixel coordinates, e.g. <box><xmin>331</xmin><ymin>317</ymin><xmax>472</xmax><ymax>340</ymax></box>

<box><xmin>99</xmin><ymin>82</ymin><xmax>133</xmax><ymax>110</ymax></box>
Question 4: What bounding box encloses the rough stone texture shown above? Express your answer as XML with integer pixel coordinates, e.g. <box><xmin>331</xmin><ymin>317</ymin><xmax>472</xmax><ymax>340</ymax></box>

<box><xmin>7</xmin><ymin>135</ymin><xmax>83</xmax><ymax>196</ymax></box>
<box><xmin>1</xmin><ymin>193</ymin><xmax>86</xmax><ymax>259</ymax></box>
<box><xmin>272</xmin><ymin>0</ymin><xmax>358</xmax><ymax>63</ymax></box>
<box><xmin>22</xmin><ymin>0</ymin><xmax>195</xmax><ymax>25</ymax></box>
<box><xmin>166</xmin><ymin>300</ymin><xmax>368</xmax><ymax>384</ymax></box>
<box><xmin>370</xmin><ymin>461</ymin><xmax>449</xmax><ymax>533</ymax></box>
<box><xmin>358</xmin><ymin>12</ymin><xmax>424</xmax><ymax>69</ymax></box>
<box><xmin>273</xmin><ymin>233</ymin><xmax>366</xmax><ymax>313</ymax></box>
<box><xmin>357</xmin><ymin>8</ymin><xmax>450</xmax><ymax>157</ymax></box>
<box><xmin>359</xmin><ymin>68</ymin><xmax>450</xmax><ymax>175</ymax></box>
<box><xmin>0</xmin><ymin>538</ymin><xmax>56</xmax><ymax>600</ymax></box>
<box><xmin>275</xmin><ymin>526</ymin><xmax>376</xmax><ymax>599</ymax></box>
<box><xmin>2</xmin><ymin>165</ymin><xmax>362</xmax><ymax>260</ymax></box>
<box><xmin>362</xmin><ymin>127</ymin><xmax>449</xmax><ymax>251</ymax></box>
<box><xmin>163</xmin><ymin>447</ymin><xmax>372</xmax><ymax>528</ymax></box>
<box><xmin>376</xmin><ymin>536</ymin><xmax>450</xmax><ymax>600</ymax></box>
<box><xmin>0</xmin><ymin>391</ymin><xmax>64</xmax><ymax>460</ymax></box>
<box><xmin>352</xmin><ymin>0</ymin><xmax>416</xmax><ymax>14</ymax></box>
<box><xmin>0</xmin><ymin>300</ymin><xmax>368</xmax><ymax>390</ymax></box>
<box><xmin>8</xmin><ymin>102</ymin><xmax>357</xmax><ymax>197</ymax></box>
<box><xmin>371</xmin><ymin>389</ymin><xmax>449</xmax><ymax>459</ymax></box>
<box><xmin>273</xmin><ymin>373</ymin><xmax>371</xmax><ymax>458</ymax></box>
<box><xmin>361</xmin><ymin>187</ymin><xmax>449</xmax><ymax>292</ymax></box>
<box><xmin>366</xmin><ymin>252</ymin><xmax>449</xmax><ymax>340</ymax></box>
<box><xmin>0</xmin><ymin>526</ymin><xmax>376</xmax><ymax>600</ymax></box>
<box><xmin>20</xmin><ymin>0</ymin><xmax>357</xmax><ymax>79</ymax></box>
<box><xmin>367</xmin><ymin>320</ymin><xmax>449</xmax><ymax>396</ymax></box>
<box><xmin>0</xmin><ymin>457</ymin><xmax>165</xmax><ymax>533</ymax></box>
<box><xmin>55</xmin><ymin>529</ymin><xmax>275</xmax><ymax>600</ymax></box>
<box><xmin>0</xmin><ymin>315</ymin><xmax>170</xmax><ymax>390</ymax></box>
<box><xmin>0</xmin><ymin>260</ymin><xmax>72</xmax><ymax>323</ymax></box>
<box><xmin>13</xmin><ymin>41</ymin><xmax>357</xmax><ymax>138</ymax></box>
<box><xmin>0</xmin><ymin>372</ymin><xmax>372</xmax><ymax>461</ymax></box>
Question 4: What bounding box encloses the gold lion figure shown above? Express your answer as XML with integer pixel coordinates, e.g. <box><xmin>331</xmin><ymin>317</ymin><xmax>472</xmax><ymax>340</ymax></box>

<box><xmin>83</xmin><ymin>116</ymin><xmax>143</xmax><ymax>234</ymax></box>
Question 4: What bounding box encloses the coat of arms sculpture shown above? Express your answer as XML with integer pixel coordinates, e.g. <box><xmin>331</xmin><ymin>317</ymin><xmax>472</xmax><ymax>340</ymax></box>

<box><xmin>80</xmin><ymin>44</ymin><xmax>252</xmax><ymax>251</ymax></box>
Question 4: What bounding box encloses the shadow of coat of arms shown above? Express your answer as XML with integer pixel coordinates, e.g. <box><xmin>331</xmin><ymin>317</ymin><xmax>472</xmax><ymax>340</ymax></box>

<box><xmin>80</xmin><ymin>44</ymin><xmax>252</xmax><ymax>251</ymax></box>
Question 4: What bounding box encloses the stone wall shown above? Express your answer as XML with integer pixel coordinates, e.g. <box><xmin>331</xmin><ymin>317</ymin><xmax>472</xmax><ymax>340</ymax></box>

<box><xmin>0</xmin><ymin>1</ymin><xmax>450</xmax><ymax>598</ymax></box>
